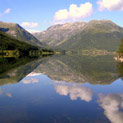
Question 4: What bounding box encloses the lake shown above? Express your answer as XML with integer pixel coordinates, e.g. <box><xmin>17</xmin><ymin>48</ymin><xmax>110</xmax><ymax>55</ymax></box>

<box><xmin>0</xmin><ymin>54</ymin><xmax>123</xmax><ymax>123</ymax></box>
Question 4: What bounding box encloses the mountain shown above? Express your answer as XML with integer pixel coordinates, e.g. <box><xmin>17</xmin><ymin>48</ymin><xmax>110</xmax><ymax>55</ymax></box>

<box><xmin>34</xmin><ymin>20</ymin><xmax>123</xmax><ymax>51</ymax></box>
<box><xmin>34</xmin><ymin>22</ymin><xmax>86</xmax><ymax>46</ymax></box>
<box><xmin>0</xmin><ymin>31</ymin><xmax>39</xmax><ymax>55</ymax></box>
<box><xmin>0</xmin><ymin>21</ymin><xmax>42</xmax><ymax>46</ymax></box>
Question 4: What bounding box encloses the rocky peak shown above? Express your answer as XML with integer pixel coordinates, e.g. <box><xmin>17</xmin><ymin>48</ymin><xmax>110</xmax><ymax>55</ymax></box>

<box><xmin>47</xmin><ymin>24</ymin><xmax>63</xmax><ymax>31</ymax></box>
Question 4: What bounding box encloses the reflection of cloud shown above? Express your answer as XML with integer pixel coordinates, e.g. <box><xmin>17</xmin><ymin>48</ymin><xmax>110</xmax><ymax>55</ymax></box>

<box><xmin>55</xmin><ymin>84</ymin><xmax>93</xmax><ymax>102</ymax></box>
<box><xmin>0</xmin><ymin>88</ymin><xmax>12</xmax><ymax>98</ymax></box>
<box><xmin>6</xmin><ymin>93</ymin><xmax>12</xmax><ymax>98</ymax></box>
<box><xmin>98</xmin><ymin>94</ymin><xmax>123</xmax><ymax>123</ymax></box>
<box><xmin>26</xmin><ymin>72</ymin><xmax>42</xmax><ymax>77</ymax></box>
<box><xmin>23</xmin><ymin>78</ymin><xmax>39</xmax><ymax>84</ymax></box>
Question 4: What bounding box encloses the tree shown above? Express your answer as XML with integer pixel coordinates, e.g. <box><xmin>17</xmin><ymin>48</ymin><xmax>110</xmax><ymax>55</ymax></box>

<box><xmin>117</xmin><ymin>37</ymin><xmax>123</xmax><ymax>56</ymax></box>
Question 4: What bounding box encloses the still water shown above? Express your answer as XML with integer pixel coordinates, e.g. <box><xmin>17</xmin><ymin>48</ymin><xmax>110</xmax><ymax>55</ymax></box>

<box><xmin>0</xmin><ymin>55</ymin><xmax>123</xmax><ymax>123</ymax></box>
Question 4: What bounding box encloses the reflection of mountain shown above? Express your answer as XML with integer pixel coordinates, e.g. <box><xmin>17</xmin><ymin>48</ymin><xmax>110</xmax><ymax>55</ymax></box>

<box><xmin>98</xmin><ymin>94</ymin><xmax>123</xmax><ymax>123</ymax></box>
<box><xmin>117</xmin><ymin>62</ymin><xmax>123</xmax><ymax>78</ymax></box>
<box><xmin>34</xmin><ymin>55</ymin><xmax>119</xmax><ymax>85</ymax></box>
<box><xmin>0</xmin><ymin>56</ymin><xmax>50</xmax><ymax>86</ymax></box>
<box><xmin>0</xmin><ymin>55</ymin><xmax>120</xmax><ymax>86</ymax></box>
<box><xmin>34</xmin><ymin>57</ymin><xmax>87</xmax><ymax>83</ymax></box>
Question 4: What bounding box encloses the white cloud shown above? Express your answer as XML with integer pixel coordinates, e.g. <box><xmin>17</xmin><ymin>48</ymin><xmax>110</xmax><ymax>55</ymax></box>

<box><xmin>54</xmin><ymin>9</ymin><xmax>69</xmax><ymax>21</ymax></box>
<box><xmin>0</xmin><ymin>8</ymin><xmax>11</xmax><ymax>18</ymax></box>
<box><xmin>98</xmin><ymin>94</ymin><xmax>123</xmax><ymax>123</ymax></box>
<box><xmin>21</xmin><ymin>22</ymin><xmax>39</xmax><ymax>28</ymax></box>
<box><xmin>55</xmin><ymin>83</ymin><xmax>93</xmax><ymax>102</ymax></box>
<box><xmin>26</xmin><ymin>29</ymin><xmax>41</xmax><ymax>34</ymax></box>
<box><xmin>54</xmin><ymin>2</ymin><xmax>93</xmax><ymax>23</ymax></box>
<box><xmin>97</xmin><ymin>0</ymin><xmax>123</xmax><ymax>11</ymax></box>
<box><xmin>4</xmin><ymin>8</ymin><xmax>11</xmax><ymax>14</ymax></box>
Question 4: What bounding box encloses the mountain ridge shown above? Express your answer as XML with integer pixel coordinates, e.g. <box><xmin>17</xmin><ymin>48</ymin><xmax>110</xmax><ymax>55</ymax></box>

<box><xmin>34</xmin><ymin>21</ymin><xmax>87</xmax><ymax>46</ymax></box>
<box><xmin>0</xmin><ymin>21</ymin><xmax>42</xmax><ymax>46</ymax></box>
<box><xmin>0</xmin><ymin>31</ymin><xmax>40</xmax><ymax>56</ymax></box>
<box><xmin>34</xmin><ymin>20</ymin><xmax>123</xmax><ymax>51</ymax></box>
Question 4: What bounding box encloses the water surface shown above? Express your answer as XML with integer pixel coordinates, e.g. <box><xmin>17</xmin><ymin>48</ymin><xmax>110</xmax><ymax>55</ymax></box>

<box><xmin>0</xmin><ymin>55</ymin><xmax>123</xmax><ymax>123</ymax></box>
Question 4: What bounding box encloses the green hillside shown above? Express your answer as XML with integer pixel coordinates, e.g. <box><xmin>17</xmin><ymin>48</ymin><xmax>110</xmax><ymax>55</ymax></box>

<box><xmin>58</xmin><ymin>20</ymin><xmax>123</xmax><ymax>51</ymax></box>
<box><xmin>34</xmin><ymin>20</ymin><xmax>123</xmax><ymax>51</ymax></box>
<box><xmin>0</xmin><ymin>21</ymin><xmax>42</xmax><ymax>46</ymax></box>
<box><xmin>34</xmin><ymin>22</ymin><xmax>86</xmax><ymax>46</ymax></box>
<box><xmin>0</xmin><ymin>31</ymin><xmax>39</xmax><ymax>55</ymax></box>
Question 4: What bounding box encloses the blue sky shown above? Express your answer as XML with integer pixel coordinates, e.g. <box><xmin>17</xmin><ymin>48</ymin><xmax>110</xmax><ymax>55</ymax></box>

<box><xmin>0</xmin><ymin>0</ymin><xmax>123</xmax><ymax>32</ymax></box>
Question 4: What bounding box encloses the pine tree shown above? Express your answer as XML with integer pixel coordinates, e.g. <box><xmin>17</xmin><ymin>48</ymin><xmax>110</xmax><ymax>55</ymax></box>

<box><xmin>117</xmin><ymin>38</ymin><xmax>123</xmax><ymax>56</ymax></box>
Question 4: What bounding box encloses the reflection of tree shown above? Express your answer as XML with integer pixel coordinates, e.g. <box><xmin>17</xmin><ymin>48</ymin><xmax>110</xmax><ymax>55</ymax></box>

<box><xmin>0</xmin><ymin>56</ymin><xmax>50</xmax><ymax>86</ymax></box>
<box><xmin>117</xmin><ymin>62</ymin><xmax>123</xmax><ymax>77</ymax></box>
<box><xmin>55</xmin><ymin>83</ymin><xmax>93</xmax><ymax>102</ymax></box>
<box><xmin>98</xmin><ymin>94</ymin><xmax>123</xmax><ymax>123</ymax></box>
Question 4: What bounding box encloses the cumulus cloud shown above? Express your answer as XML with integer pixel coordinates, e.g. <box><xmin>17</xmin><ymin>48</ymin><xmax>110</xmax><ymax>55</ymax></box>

<box><xmin>55</xmin><ymin>83</ymin><xmax>93</xmax><ymax>102</ymax></box>
<box><xmin>54</xmin><ymin>2</ymin><xmax>93</xmax><ymax>23</ymax></box>
<box><xmin>22</xmin><ymin>78</ymin><xmax>39</xmax><ymax>84</ymax></box>
<box><xmin>26</xmin><ymin>29</ymin><xmax>41</xmax><ymax>34</ymax></box>
<box><xmin>4</xmin><ymin>8</ymin><xmax>11</xmax><ymax>14</ymax></box>
<box><xmin>0</xmin><ymin>8</ymin><xmax>11</xmax><ymax>18</ymax></box>
<box><xmin>21</xmin><ymin>22</ymin><xmax>39</xmax><ymax>28</ymax></box>
<box><xmin>97</xmin><ymin>0</ymin><xmax>123</xmax><ymax>11</ymax></box>
<box><xmin>98</xmin><ymin>94</ymin><xmax>123</xmax><ymax>123</ymax></box>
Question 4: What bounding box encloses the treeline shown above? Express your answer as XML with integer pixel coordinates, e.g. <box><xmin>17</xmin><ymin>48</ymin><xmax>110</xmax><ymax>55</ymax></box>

<box><xmin>117</xmin><ymin>37</ymin><xmax>123</xmax><ymax>56</ymax></box>
<box><xmin>0</xmin><ymin>31</ymin><xmax>54</xmax><ymax>57</ymax></box>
